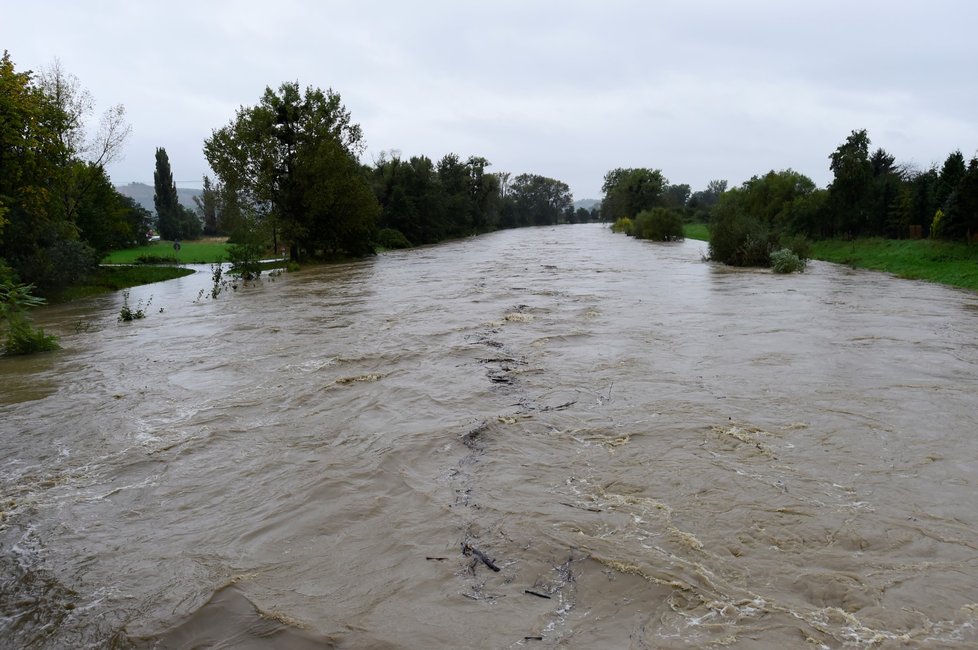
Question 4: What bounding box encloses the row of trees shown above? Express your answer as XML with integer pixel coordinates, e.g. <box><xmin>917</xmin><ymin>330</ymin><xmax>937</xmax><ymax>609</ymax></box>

<box><xmin>704</xmin><ymin>130</ymin><xmax>978</xmax><ymax>266</ymax></box>
<box><xmin>369</xmin><ymin>152</ymin><xmax>576</xmax><ymax>247</ymax></box>
<box><xmin>600</xmin><ymin>130</ymin><xmax>978</xmax><ymax>267</ymax></box>
<box><xmin>0</xmin><ymin>52</ymin><xmax>152</xmax><ymax>294</ymax></box>
<box><xmin>201</xmin><ymin>82</ymin><xmax>583</xmax><ymax>261</ymax></box>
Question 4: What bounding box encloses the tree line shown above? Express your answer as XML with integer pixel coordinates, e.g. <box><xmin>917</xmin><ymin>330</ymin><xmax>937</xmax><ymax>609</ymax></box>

<box><xmin>601</xmin><ymin>129</ymin><xmax>978</xmax><ymax>268</ymax></box>
<box><xmin>0</xmin><ymin>52</ymin><xmax>586</xmax><ymax>300</ymax></box>
<box><xmin>0</xmin><ymin>53</ymin><xmax>151</xmax><ymax>295</ymax></box>
<box><xmin>201</xmin><ymin>81</ymin><xmax>583</xmax><ymax>264</ymax></box>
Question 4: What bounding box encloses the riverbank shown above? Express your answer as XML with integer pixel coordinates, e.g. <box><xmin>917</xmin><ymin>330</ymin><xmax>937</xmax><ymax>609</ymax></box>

<box><xmin>809</xmin><ymin>238</ymin><xmax>978</xmax><ymax>292</ymax></box>
<box><xmin>683</xmin><ymin>223</ymin><xmax>978</xmax><ymax>293</ymax></box>
<box><xmin>50</xmin><ymin>266</ymin><xmax>196</xmax><ymax>302</ymax></box>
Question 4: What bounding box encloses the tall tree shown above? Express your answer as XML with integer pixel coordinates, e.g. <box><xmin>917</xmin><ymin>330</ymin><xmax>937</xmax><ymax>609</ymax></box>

<box><xmin>194</xmin><ymin>175</ymin><xmax>220</xmax><ymax>235</ymax></box>
<box><xmin>600</xmin><ymin>168</ymin><xmax>666</xmax><ymax>221</ymax></box>
<box><xmin>827</xmin><ymin>129</ymin><xmax>873</xmax><ymax>236</ymax></box>
<box><xmin>154</xmin><ymin>147</ymin><xmax>181</xmax><ymax>239</ymax></box>
<box><xmin>204</xmin><ymin>82</ymin><xmax>377</xmax><ymax>259</ymax></box>
<box><xmin>37</xmin><ymin>59</ymin><xmax>130</xmax><ymax>227</ymax></box>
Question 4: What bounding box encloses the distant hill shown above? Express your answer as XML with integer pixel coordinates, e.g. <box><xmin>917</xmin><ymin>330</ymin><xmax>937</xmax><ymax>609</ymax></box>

<box><xmin>574</xmin><ymin>199</ymin><xmax>600</xmax><ymax>211</ymax></box>
<box><xmin>116</xmin><ymin>182</ymin><xmax>201</xmax><ymax>213</ymax></box>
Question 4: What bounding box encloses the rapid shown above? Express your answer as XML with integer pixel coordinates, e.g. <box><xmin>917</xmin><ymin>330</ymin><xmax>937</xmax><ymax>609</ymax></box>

<box><xmin>2</xmin><ymin>223</ymin><xmax>978</xmax><ymax>648</ymax></box>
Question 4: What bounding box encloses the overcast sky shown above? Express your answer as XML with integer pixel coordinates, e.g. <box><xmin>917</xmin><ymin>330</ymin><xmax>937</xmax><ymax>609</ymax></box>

<box><xmin>4</xmin><ymin>0</ymin><xmax>977</xmax><ymax>200</ymax></box>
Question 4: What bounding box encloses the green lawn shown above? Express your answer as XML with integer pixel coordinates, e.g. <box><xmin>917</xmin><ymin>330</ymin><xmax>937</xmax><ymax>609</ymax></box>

<box><xmin>683</xmin><ymin>223</ymin><xmax>710</xmax><ymax>241</ymax></box>
<box><xmin>810</xmin><ymin>238</ymin><xmax>978</xmax><ymax>292</ymax></box>
<box><xmin>102</xmin><ymin>239</ymin><xmax>231</xmax><ymax>264</ymax></box>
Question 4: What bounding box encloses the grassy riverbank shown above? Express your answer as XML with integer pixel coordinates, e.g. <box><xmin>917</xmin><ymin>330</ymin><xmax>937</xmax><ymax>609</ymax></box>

<box><xmin>810</xmin><ymin>238</ymin><xmax>978</xmax><ymax>292</ymax></box>
<box><xmin>51</xmin><ymin>266</ymin><xmax>196</xmax><ymax>302</ymax></box>
<box><xmin>685</xmin><ymin>222</ymin><xmax>978</xmax><ymax>293</ymax></box>
<box><xmin>102</xmin><ymin>239</ymin><xmax>231</xmax><ymax>264</ymax></box>
<box><xmin>683</xmin><ymin>223</ymin><xmax>710</xmax><ymax>241</ymax></box>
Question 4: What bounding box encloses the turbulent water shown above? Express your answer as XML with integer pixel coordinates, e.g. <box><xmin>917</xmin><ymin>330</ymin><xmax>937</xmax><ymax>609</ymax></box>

<box><xmin>3</xmin><ymin>223</ymin><xmax>978</xmax><ymax>649</ymax></box>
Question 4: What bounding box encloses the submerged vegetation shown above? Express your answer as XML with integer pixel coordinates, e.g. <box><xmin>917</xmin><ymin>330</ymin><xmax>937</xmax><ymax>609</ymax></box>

<box><xmin>1</xmin><ymin>269</ymin><xmax>59</xmax><ymax>355</ymax></box>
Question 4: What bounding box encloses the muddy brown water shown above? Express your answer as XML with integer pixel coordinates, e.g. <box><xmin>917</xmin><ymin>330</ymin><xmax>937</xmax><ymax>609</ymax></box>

<box><xmin>2</xmin><ymin>223</ymin><xmax>978</xmax><ymax>649</ymax></box>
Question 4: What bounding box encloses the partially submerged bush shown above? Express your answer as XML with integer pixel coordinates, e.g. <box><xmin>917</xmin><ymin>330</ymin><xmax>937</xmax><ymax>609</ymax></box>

<box><xmin>610</xmin><ymin>217</ymin><xmax>633</xmax><ymax>235</ymax></box>
<box><xmin>1</xmin><ymin>272</ymin><xmax>59</xmax><ymax>355</ymax></box>
<box><xmin>708</xmin><ymin>213</ymin><xmax>772</xmax><ymax>267</ymax></box>
<box><xmin>118</xmin><ymin>290</ymin><xmax>152</xmax><ymax>321</ymax></box>
<box><xmin>376</xmin><ymin>228</ymin><xmax>413</xmax><ymax>250</ymax></box>
<box><xmin>633</xmin><ymin>208</ymin><xmax>684</xmax><ymax>241</ymax></box>
<box><xmin>770</xmin><ymin>248</ymin><xmax>806</xmax><ymax>273</ymax></box>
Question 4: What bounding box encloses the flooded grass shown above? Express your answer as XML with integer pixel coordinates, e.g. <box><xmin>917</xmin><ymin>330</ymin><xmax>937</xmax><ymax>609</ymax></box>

<box><xmin>810</xmin><ymin>238</ymin><xmax>978</xmax><ymax>292</ymax></box>
<box><xmin>49</xmin><ymin>266</ymin><xmax>195</xmax><ymax>302</ymax></box>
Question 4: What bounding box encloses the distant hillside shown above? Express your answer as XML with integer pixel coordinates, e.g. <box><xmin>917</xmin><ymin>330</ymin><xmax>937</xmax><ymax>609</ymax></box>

<box><xmin>574</xmin><ymin>198</ymin><xmax>600</xmax><ymax>211</ymax></box>
<box><xmin>116</xmin><ymin>182</ymin><xmax>201</xmax><ymax>213</ymax></box>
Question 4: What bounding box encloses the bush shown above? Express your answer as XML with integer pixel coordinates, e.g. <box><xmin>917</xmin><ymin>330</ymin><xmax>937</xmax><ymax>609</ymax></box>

<box><xmin>708</xmin><ymin>212</ymin><xmax>772</xmax><ymax>267</ymax></box>
<box><xmin>610</xmin><ymin>217</ymin><xmax>633</xmax><ymax>234</ymax></box>
<box><xmin>375</xmin><ymin>228</ymin><xmax>413</xmax><ymax>250</ymax></box>
<box><xmin>4</xmin><ymin>318</ymin><xmax>59</xmax><ymax>355</ymax></box>
<box><xmin>770</xmin><ymin>248</ymin><xmax>806</xmax><ymax>273</ymax></box>
<box><xmin>134</xmin><ymin>254</ymin><xmax>179</xmax><ymax>265</ymax></box>
<box><xmin>1</xmin><ymin>272</ymin><xmax>59</xmax><ymax>355</ymax></box>
<box><xmin>633</xmin><ymin>208</ymin><xmax>684</xmax><ymax>241</ymax></box>
<box><xmin>779</xmin><ymin>234</ymin><xmax>812</xmax><ymax>262</ymax></box>
<box><xmin>118</xmin><ymin>290</ymin><xmax>152</xmax><ymax>321</ymax></box>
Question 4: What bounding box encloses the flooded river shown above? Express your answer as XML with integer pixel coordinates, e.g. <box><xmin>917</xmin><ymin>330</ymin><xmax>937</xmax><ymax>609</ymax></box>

<box><xmin>3</xmin><ymin>223</ymin><xmax>978</xmax><ymax>648</ymax></box>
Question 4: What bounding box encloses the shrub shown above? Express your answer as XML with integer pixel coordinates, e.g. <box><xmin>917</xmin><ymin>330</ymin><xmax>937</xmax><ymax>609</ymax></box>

<box><xmin>780</xmin><ymin>234</ymin><xmax>811</xmax><ymax>262</ymax></box>
<box><xmin>375</xmin><ymin>228</ymin><xmax>413</xmax><ymax>250</ymax></box>
<box><xmin>708</xmin><ymin>212</ymin><xmax>772</xmax><ymax>267</ymax></box>
<box><xmin>633</xmin><ymin>208</ymin><xmax>684</xmax><ymax>241</ymax></box>
<box><xmin>610</xmin><ymin>217</ymin><xmax>633</xmax><ymax>234</ymax></box>
<box><xmin>227</xmin><ymin>241</ymin><xmax>264</xmax><ymax>280</ymax></box>
<box><xmin>1</xmin><ymin>273</ymin><xmax>59</xmax><ymax>355</ymax></box>
<box><xmin>770</xmin><ymin>248</ymin><xmax>806</xmax><ymax>273</ymax></box>
<box><xmin>4</xmin><ymin>318</ymin><xmax>59</xmax><ymax>355</ymax></box>
<box><xmin>134</xmin><ymin>254</ymin><xmax>180</xmax><ymax>265</ymax></box>
<box><xmin>118</xmin><ymin>290</ymin><xmax>152</xmax><ymax>321</ymax></box>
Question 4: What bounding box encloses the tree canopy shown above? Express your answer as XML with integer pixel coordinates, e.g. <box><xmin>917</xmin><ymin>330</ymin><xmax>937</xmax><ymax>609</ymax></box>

<box><xmin>204</xmin><ymin>82</ymin><xmax>378</xmax><ymax>259</ymax></box>
<box><xmin>0</xmin><ymin>51</ymin><xmax>133</xmax><ymax>293</ymax></box>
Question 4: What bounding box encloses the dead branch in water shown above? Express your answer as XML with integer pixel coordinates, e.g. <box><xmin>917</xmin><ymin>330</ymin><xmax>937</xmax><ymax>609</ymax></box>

<box><xmin>462</xmin><ymin>543</ymin><xmax>500</xmax><ymax>572</ymax></box>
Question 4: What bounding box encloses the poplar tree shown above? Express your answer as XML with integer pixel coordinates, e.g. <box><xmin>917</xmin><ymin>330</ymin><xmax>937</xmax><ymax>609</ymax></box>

<box><xmin>153</xmin><ymin>147</ymin><xmax>180</xmax><ymax>239</ymax></box>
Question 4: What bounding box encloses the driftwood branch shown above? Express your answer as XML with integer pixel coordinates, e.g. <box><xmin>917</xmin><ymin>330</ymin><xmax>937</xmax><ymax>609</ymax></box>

<box><xmin>462</xmin><ymin>543</ymin><xmax>500</xmax><ymax>572</ymax></box>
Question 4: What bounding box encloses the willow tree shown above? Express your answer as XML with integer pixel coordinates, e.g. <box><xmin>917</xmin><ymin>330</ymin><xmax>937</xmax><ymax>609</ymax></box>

<box><xmin>204</xmin><ymin>82</ymin><xmax>378</xmax><ymax>259</ymax></box>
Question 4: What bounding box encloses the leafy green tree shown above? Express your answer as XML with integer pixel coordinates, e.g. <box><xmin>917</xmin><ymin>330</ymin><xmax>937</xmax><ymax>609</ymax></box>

<box><xmin>507</xmin><ymin>174</ymin><xmax>572</xmax><ymax>226</ymax></box>
<box><xmin>708</xmin><ymin>169</ymin><xmax>818</xmax><ymax>266</ymax></box>
<box><xmin>204</xmin><ymin>82</ymin><xmax>378</xmax><ymax>259</ymax></box>
<box><xmin>632</xmin><ymin>208</ymin><xmax>684</xmax><ymax>241</ymax></box>
<box><xmin>688</xmin><ymin>179</ymin><xmax>727</xmax><ymax>222</ymax></box>
<box><xmin>194</xmin><ymin>175</ymin><xmax>221</xmax><ymax>235</ymax></box>
<box><xmin>600</xmin><ymin>168</ymin><xmax>666</xmax><ymax>221</ymax></box>
<box><xmin>827</xmin><ymin>129</ymin><xmax>873</xmax><ymax>236</ymax></box>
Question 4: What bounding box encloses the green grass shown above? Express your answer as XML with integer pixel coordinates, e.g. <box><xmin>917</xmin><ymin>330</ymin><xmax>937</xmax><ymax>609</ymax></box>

<box><xmin>810</xmin><ymin>238</ymin><xmax>978</xmax><ymax>292</ymax></box>
<box><xmin>102</xmin><ymin>239</ymin><xmax>232</xmax><ymax>264</ymax></box>
<box><xmin>50</xmin><ymin>266</ymin><xmax>196</xmax><ymax>302</ymax></box>
<box><xmin>683</xmin><ymin>223</ymin><xmax>710</xmax><ymax>241</ymax></box>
